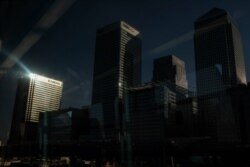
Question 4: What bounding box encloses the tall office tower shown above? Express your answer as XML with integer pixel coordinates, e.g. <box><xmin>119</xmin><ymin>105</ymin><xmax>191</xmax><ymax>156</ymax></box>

<box><xmin>9</xmin><ymin>73</ymin><xmax>63</xmax><ymax>144</ymax></box>
<box><xmin>91</xmin><ymin>21</ymin><xmax>141</xmax><ymax>139</ymax></box>
<box><xmin>194</xmin><ymin>8</ymin><xmax>246</xmax><ymax>96</ymax></box>
<box><xmin>194</xmin><ymin>8</ymin><xmax>246</xmax><ymax>143</ymax></box>
<box><xmin>152</xmin><ymin>55</ymin><xmax>188</xmax><ymax>89</ymax></box>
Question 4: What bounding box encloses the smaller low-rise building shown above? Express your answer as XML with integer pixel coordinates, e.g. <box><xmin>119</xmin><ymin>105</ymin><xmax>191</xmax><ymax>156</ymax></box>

<box><xmin>124</xmin><ymin>82</ymin><xmax>196</xmax><ymax>145</ymax></box>
<box><xmin>39</xmin><ymin>107</ymin><xmax>90</xmax><ymax>144</ymax></box>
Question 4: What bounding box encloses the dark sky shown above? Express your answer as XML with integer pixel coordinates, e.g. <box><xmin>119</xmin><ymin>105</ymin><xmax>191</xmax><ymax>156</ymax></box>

<box><xmin>1</xmin><ymin>0</ymin><xmax>250</xmax><ymax>143</ymax></box>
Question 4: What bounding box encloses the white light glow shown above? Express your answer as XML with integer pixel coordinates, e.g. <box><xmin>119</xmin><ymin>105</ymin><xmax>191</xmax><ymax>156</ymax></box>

<box><xmin>29</xmin><ymin>73</ymin><xmax>35</xmax><ymax>79</ymax></box>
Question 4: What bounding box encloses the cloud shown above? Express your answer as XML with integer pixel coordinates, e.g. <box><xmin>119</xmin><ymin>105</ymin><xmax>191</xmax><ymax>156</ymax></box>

<box><xmin>148</xmin><ymin>30</ymin><xmax>194</xmax><ymax>55</ymax></box>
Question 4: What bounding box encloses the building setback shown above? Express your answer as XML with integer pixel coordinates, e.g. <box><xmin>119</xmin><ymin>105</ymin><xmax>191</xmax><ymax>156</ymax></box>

<box><xmin>9</xmin><ymin>73</ymin><xmax>63</xmax><ymax>144</ymax></box>
<box><xmin>91</xmin><ymin>21</ymin><xmax>141</xmax><ymax>139</ymax></box>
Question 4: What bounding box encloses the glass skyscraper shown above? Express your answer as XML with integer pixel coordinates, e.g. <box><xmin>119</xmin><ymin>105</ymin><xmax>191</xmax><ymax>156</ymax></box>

<box><xmin>194</xmin><ymin>8</ymin><xmax>246</xmax><ymax>96</ymax></box>
<box><xmin>194</xmin><ymin>8</ymin><xmax>246</xmax><ymax>142</ymax></box>
<box><xmin>91</xmin><ymin>21</ymin><xmax>141</xmax><ymax>139</ymax></box>
<box><xmin>9</xmin><ymin>73</ymin><xmax>63</xmax><ymax>143</ymax></box>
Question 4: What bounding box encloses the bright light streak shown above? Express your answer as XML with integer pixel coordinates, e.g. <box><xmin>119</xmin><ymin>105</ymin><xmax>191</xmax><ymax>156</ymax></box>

<box><xmin>0</xmin><ymin>0</ymin><xmax>76</xmax><ymax>78</ymax></box>
<box><xmin>148</xmin><ymin>31</ymin><xmax>194</xmax><ymax>55</ymax></box>
<box><xmin>1</xmin><ymin>49</ymin><xmax>32</xmax><ymax>75</ymax></box>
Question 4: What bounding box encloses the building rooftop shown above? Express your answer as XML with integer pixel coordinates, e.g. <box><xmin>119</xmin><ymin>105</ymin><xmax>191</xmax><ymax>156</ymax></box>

<box><xmin>96</xmin><ymin>20</ymin><xmax>140</xmax><ymax>36</ymax></box>
<box><xmin>197</xmin><ymin>8</ymin><xmax>227</xmax><ymax>22</ymax></box>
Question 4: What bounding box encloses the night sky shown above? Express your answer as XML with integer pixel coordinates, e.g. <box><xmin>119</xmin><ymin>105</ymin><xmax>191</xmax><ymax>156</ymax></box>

<box><xmin>1</xmin><ymin>0</ymin><xmax>250</xmax><ymax>143</ymax></box>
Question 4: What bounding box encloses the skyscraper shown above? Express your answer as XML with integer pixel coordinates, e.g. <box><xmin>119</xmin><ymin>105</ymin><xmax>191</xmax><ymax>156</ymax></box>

<box><xmin>9</xmin><ymin>73</ymin><xmax>63</xmax><ymax>143</ymax></box>
<box><xmin>91</xmin><ymin>21</ymin><xmax>141</xmax><ymax>139</ymax></box>
<box><xmin>152</xmin><ymin>55</ymin><xmax>188</xmax><ymax>89</ymax></box>
<box><xmin>194</xmin><ymin>8</ymin><xmax>246</xmax><ymax>96</ymax></box>
<box><xmin>194</xmin><ymin>8</ymin><xmax>246</xmax><ymax>142</ymax></box>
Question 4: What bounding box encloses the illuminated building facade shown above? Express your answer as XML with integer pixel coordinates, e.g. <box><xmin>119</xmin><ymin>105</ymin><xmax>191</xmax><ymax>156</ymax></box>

<box><xmin>9</xmin><ymin>73</ymin><xmax>63</xmax><ymax>144</ymax></box>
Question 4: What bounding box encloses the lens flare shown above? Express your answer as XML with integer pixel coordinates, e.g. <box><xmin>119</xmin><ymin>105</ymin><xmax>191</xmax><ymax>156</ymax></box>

<box><xmin>1</xmin><ymin>48</ymin><xmax>31</xmax><ymax>75</ymax></box>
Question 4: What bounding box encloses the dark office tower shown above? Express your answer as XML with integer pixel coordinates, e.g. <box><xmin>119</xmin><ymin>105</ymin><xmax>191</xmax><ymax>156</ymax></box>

<box><xmin>9</xmin><ymin>73</ymin><xmax>63</xmax><ymax>144</ymax></box>
<box><xmin>194</xmin><ymin>8</ymin><xmax>246</xmax><ymax>143</ymax></box>
<box><xmin>152</xmin><ymin>55</ymin><xmax>188</xmax><ymax>89</ymax></box>
<box><xmin>194</xmin><ymin>8</ymin><xmax>246</xmax><ymax>96</ymax></box>
<box><xmin>91</xmin><ymin>21</ymin><xmax>141</xmax><ymax>139</ymax></box>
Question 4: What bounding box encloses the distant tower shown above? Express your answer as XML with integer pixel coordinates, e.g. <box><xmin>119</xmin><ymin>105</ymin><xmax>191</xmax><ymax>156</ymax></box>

<box><xmin>194</xmin><ymin>8</ymin><xmax>247</xmax><ymax>96</ymax></box>
<box><xmin>9</xmin><ymin>73</ymin><xmax>63</xmax><ymax>143</ymax></box>
<box><xmin>91</xmin><ymin>21</ymin><xmax>141</xmax><ymax>139</ymax></box>
<box><xmin>152</xmin><ymin>55</ymin><xmax>188</xmax><ymax>89</ymax></box>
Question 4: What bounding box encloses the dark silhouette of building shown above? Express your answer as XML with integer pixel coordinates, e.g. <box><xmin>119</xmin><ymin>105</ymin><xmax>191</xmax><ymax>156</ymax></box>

<box><xmin>125</xmin><ymin>82</ymin><xmax>196</xmax><ymax>141</ymax></box>
<box><xmin>226</xmin><ymin>84</ymin><xmax>250</xmax><ymax>144</ymax></box>
<box><xmin>194</xmin><ymin>8</ymin><xmax>247</xmax><ymax>143</ymax></box>
<box><xmin>39</xmin><ymin>107</ymin><xmax>90</xmax><ymax>142</ymax></box>
<box><xmin>152</xmin><ymin>55</ymin><xmax>188</xmax><ymax>89</ymax></box>
<box><xmin>9</xmin><ymin>73</ymin><xmax>63</xmax><ymax>145</ymax></box>
<box><xmin>194</xmin><ymin>8</ymin><xmax>246</xmax><ymax>96</ymax></box>
<box><xmin>91</xmin><ymin>21</ymin><xmax>141</xmax><ymax>139</ymax></box>
<box><xmin>124</xmin><ymin>82</ymin><xmax>197</xmax><ymax>166</ymax></box>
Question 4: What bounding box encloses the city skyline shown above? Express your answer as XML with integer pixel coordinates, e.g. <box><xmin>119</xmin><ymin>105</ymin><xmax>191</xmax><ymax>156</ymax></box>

<box><xmin>1</xmin><ymin>2</ymin><xmax>250</xmax><ymax>165</ymax></box>
<box><xmin>1</xmin><ymin>0</ymin><xmax>250</xmax><ymax>144</ymax></box>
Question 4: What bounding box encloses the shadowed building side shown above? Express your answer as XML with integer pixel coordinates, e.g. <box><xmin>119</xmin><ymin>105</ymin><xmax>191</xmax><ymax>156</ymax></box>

<box><xmin>194</xmin><ymin>8</ymin><xmax>246</xmax><ymax>96</ymax></box>
<box><xmin>194</xmin><ymin>8</ymin><xmax>246</xmax><ymax>143</ymax></box>
<box><xmin>152</xmin><ymin>55</ymin><xmax>188</xmax><ymax>89</ymax></box>
<box><xmin>91</xmin><ymin>21</ymin><xmax>141</xmax><ymax>139</ymax></box>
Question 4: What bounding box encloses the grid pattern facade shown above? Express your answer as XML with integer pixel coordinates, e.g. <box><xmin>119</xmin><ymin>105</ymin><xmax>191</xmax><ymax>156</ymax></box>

<box><xmin>194</xmin><ymin>8</ymin><xmax>245</xmax><ymax>143</ymax></box>
<box><xmin>25</xmin><ymin>74</ymin><xmax>63</xmax><ymax>122</ymax></box>
<box><xmin>125</xmin><ymin>83</ymin><xmax>197</xmax><ymax>145</ymax></box>
<box><xmin>194</xmin><ymin>8</ymin><xmax>246</xmax><ymax>96</ymax></box>
<box><xmin>126</xmin><ymin>85</ymin><xmax>168</xmax><ymax>143</ymax></box>
<box><xmin>9</xmin><ymin>74</ymin><xmax>63</xmax><ymax>143</ymax></box>
<box><xmin>91</xmin><ymin>21</ymin><xmax>141</xmax><ymax>138</ymax></box>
